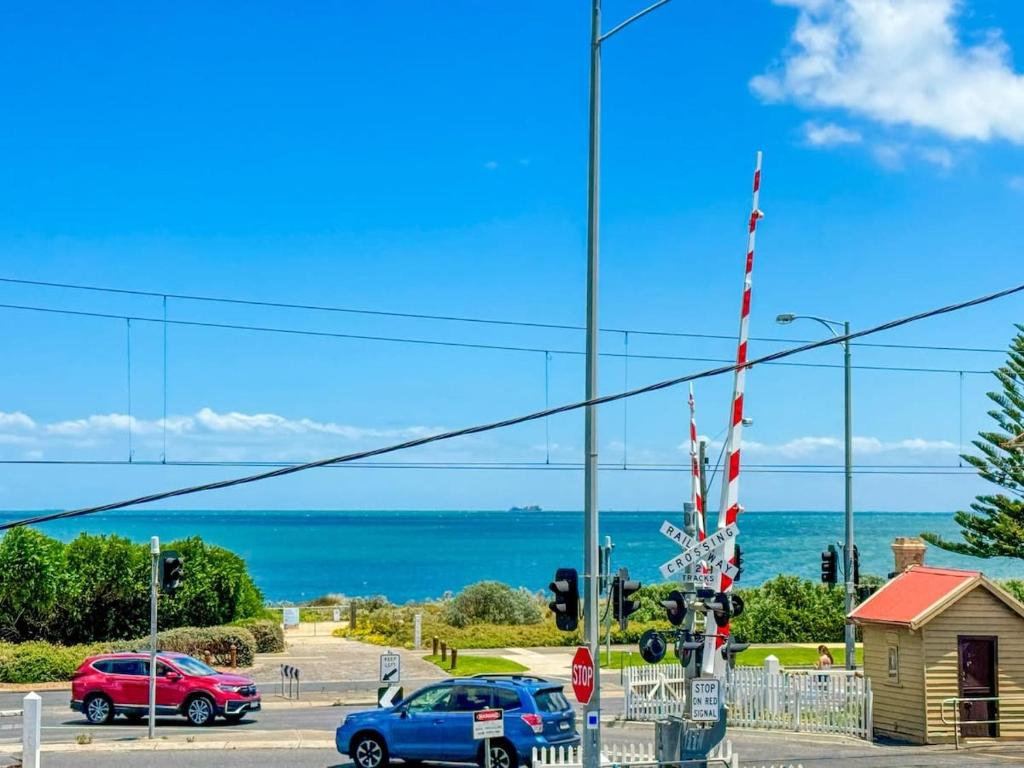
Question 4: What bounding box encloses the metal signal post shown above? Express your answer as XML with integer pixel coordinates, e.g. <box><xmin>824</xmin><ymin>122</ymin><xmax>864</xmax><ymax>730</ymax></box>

<box><xmin>582</xmin><ymin>3</ymin><xmax>675</xmax><ymax>766</ymax></box>
<box><xmin>148</xmin><ymin>536</ymin><xmax>159</xmax><ymax>739</ymax></box>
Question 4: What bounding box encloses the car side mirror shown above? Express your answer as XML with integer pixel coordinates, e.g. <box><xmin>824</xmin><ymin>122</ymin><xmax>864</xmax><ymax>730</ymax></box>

<box><xmin>165</xmin><ymin>671</ymin><xmax>182</xmax><ymax>681</ymax></box>
<box><xmin>398</xmin><ymin>706</ymin><xmax>409</xmax><ymax>718</ymax></box>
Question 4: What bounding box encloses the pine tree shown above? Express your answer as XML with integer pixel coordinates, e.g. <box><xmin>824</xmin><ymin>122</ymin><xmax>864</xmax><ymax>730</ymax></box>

<box><xmin>922</xmin><ymin>325</ymin><xmax>1024</xmax><ymax>560</ymax></box>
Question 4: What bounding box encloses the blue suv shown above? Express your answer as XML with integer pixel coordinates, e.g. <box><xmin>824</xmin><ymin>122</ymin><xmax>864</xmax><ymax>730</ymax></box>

<box><xmin>336</xmin><ymin>675</ymin><xmax>579</xmax><ymax>768</ymax></box>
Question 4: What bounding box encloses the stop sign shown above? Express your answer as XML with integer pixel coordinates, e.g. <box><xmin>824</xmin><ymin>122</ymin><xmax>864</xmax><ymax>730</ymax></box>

<box><xmin>571</xmin><ymin>646</ymin><xmax>595</xmax><ymax>704</ymax></box>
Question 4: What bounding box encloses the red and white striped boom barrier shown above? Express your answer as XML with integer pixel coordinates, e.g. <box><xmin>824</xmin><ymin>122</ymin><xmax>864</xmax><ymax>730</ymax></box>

<box><xmin>704</xmin><ymin>151</ymin><xmax>764</xmax><ymax>677</ymax></box>
<box><xmin>689</xmin><ymin>384</ymin><xmax>705</xmax><ymax>541</ymax></box>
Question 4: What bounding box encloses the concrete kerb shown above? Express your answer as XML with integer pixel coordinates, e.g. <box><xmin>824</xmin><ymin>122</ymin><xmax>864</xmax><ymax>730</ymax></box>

<box><xmin>36</xmin><ymin>730</ymin><xmax>336</xmax><ymax>753</ymax></box>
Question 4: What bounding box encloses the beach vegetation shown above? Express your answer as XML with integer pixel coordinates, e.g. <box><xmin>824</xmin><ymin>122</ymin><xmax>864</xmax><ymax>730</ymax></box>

<box><xmin>442</xmin><ymin>581</ymin><xmax>543</xmax><ymax>627</ymax></box>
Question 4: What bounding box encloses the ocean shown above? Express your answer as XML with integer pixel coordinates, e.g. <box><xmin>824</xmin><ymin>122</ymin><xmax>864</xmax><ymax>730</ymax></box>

<box><xmin>1</xmin><ymin>509</ymin><xmax>1018</xmax><ymax>603</ymax></box>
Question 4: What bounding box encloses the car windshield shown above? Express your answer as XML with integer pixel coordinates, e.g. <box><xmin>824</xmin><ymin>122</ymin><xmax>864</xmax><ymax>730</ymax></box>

<box><xmin>170</xmin><ymin>656</ymin><xmax>217</xmax><ymax>676</ymax></box>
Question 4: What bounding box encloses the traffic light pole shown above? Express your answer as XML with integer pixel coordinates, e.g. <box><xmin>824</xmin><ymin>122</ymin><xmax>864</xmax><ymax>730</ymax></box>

<box><xmin>148</xmin><ymin>536</ymin><xmax>159</xmax><ymax>739</ymax></box>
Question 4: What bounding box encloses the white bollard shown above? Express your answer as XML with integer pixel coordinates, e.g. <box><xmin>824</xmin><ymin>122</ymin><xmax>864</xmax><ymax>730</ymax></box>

<box><xmin>23</xmin><ymin>691</ymin><xmax>41</xmax><ymax>768</ymax></box>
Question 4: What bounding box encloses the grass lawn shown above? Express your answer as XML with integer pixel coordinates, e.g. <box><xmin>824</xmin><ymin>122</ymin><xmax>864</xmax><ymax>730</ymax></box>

<box><xmin>425</xmin><ymin>654</ymin><xmax>528</xmax><ymax>676</ymax></box>
<box><xmin>599</xmin><ymin>644</ymin><xmax>863</xmax><ymax>669</ymax></box>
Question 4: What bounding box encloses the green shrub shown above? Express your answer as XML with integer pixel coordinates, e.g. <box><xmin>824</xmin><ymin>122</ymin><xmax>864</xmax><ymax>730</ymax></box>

<box><xmin>0</xmin><ymin>641</ymin><xmax>114</xmax><ymax>684</ymax></box>
<box><xmin>145</xmin><ymin>626</ymin><xmax>257</xmax><ymax>667</ymax></box>
<box><xmin>442</xmin><ymin>582</ymin><xmax>542</xmax><ymax>628</ymax></box>
<box><xmin>231</xmin><ymin>619</ymin><xmax>285</xmax><ymax>653</ymax></box>
<box><xmin>1001</xmin><ymin>579</ymin><xmax>1024</xmax><ymax>604</ymax></box>
<box><xmin>730</xmin><ymin>575</ymin><xmax>846</xmax><ymax>643</ymax></box>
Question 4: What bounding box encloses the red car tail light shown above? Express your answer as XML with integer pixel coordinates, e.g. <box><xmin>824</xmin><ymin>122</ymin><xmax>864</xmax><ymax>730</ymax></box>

<box><xmin>520</xmin><ymin>713</ymin><xmax>543</xmax><ymax>734</ymax></box>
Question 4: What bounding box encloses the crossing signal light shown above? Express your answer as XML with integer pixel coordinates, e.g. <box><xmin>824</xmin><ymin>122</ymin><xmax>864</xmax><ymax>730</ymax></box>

<box><xmin>660</xmin><ymin>589</ymin><xmax>687</xmax><ymax>626</ymax></box>
<box><xmin>638</xmin><ymin>629</ymin><xmax>668</xmax><ymax>664</ymax></box>
<box><xmin>821</xmin><ymin>545</ymin><xmax>838</xmax><ymax>587</ymax></box>
<box><xmin>711</xmin><ymin>592</ymin><xmax>744</xmax><ymax>628</ymax></box>
<box><xmin>548</xmin><ymin>568</ymin><xmax>579</xmax><ymax>632</ymax></box>
<box><xmin>612</xmin><ymin>569</ymin><xmax>642</xmax><ymax>631</ymax></box>
<box><xmin>734</xmin><ymin>544</ymin><xmax>744</xmax><ymax>582</ymax></box>
<box><xmin>161</xmin><ymin>551</ymin><xmax>184</xmax><ymax>595</ymax></box>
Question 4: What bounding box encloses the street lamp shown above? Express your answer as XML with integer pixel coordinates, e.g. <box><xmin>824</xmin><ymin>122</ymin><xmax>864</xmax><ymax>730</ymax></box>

<box><xmin>775</xmin><ymin>313</ymin><xmax>856</xmax><ymax>671</ymax></box>
<box><xmin>582</xmin><ymin>2</ymin><xmax>674</xmax><ymax>766</ymax></box>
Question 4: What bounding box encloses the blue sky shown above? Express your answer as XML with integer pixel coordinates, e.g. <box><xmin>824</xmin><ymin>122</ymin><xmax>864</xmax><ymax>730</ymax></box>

<box><xmin>1</xmin><ymin>0</ymin><xmax>1024</xmax><ymax>514</ymax></box>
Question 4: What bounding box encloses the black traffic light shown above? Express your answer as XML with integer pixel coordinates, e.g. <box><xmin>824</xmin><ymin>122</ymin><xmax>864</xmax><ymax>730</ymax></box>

<box><xmin>638</xmin><ymin>629</ymin><xmax>668</xmax><ymax>664</ymax></box>
<box><xmin>612</xmin><ymin>568</ymin><xmax>642</xmax><ymax>631</ymax></box>
<box><xmin>548</xmin><ymin>568</ymin><xmax>579</xmax><ymax>632</ymax></box>
<box><xmin>853</xmin><ymin>545</ymin><xmax>860</xmax><ymax>586</ymax></box>
<box><xmin>821</xmin><ymin>545</ymin><xmax>838</xmax><ymax>587</ymax></box>
<box><xmin>734</xmin><ymin>544</ymin><xmax>744</xmax><ymax>582</ymax></box>
<box><xmin>161</xmin><ymin>551</ymin><xmax>184</xmax><ymax>595</ymax></box>
<box><xmin>660</xmin><ymin>589</ymin><xmax>687</xmax><ymax>626</ymax></box>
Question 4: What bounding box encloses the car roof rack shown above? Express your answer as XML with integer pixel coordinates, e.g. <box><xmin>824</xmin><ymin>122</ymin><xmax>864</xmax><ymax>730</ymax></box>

<box><xmin>471</xmin><ymin>673</ymin><xmax>549</xmax><ymax>683</ymax></box>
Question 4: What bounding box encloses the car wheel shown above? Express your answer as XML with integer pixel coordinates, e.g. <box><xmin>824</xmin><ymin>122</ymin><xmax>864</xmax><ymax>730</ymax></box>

<box><xmin>352</xmin><ymin>733</ymin><xmax>389</xmax><ymax>768</ymax></box>
<box><xmin>185</xmin><ymin>695</ymin><xmax>216</xmax><ymax>726</ymax></box>
<box><xmin>482</xmin><ymin>739</ymin><xmax>516</xmax><ymax>768</ymax></box>
<box><xmin>84</xmin><ymin>694</ymin><xmax>114</xmax><ymax>725</ymax></box>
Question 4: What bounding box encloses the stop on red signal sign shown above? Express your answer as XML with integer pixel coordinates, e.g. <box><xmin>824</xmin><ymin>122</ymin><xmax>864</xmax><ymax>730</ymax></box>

<box><xmin>571</xmin><ymin>646</ymin><xmax>595</xmax><ymax>704</ymax></box>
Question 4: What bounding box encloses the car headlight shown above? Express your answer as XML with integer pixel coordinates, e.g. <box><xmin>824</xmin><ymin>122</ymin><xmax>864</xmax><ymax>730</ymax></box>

<box><xmin>217</xmin><ymin>684</ymin><xmax>244</xmax><ymax>693</ymax></box>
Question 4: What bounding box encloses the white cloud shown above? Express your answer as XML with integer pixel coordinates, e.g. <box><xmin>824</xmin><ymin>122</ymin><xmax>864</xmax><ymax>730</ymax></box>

<box><xmin>0</xmin><ymin>407</ymin><xmax>443</xmax><ymax>459</ymax></box>
<box><xmin>804</xmin><ymin>121</ymin><xmax>862</xmax><ymax>146</ymax></box>
<box><xmin>753</xmin><ymin>0</ymin><xmax>1024</xmax><ymax>143</ymax></box>
<box><xmin>738</xmin><ymin>434</ymin><xmax>957</xmax><ymax>458</ymax></box>
<box><xmin>483</xmin><ymin>160</ymin><xmax>499</xmax><ymax>171</ymax></box>
<box><xmin>1008</xmin><ymin>175</ymin><xmax>1024</xmax><ymax>191</ymax></box>
<box><xmin>872</xmin><ymin>143</ymin><xmax>905</xmax><ymax>170</ymax></box>
<box><xmin>918</xmin><ymin>146</ymin><xmax>955</xmax><ymax>170</ymax></box>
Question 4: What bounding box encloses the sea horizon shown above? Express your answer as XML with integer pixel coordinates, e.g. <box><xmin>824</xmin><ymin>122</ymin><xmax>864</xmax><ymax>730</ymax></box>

<box><xmin>1</xmin><ymin>508</ymin><xmax>1016</xmax><ymax>603</ymax></box>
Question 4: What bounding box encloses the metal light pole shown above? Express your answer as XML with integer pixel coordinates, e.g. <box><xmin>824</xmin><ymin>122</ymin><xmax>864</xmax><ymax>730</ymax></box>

<box><xmin>776</xmin><ymin>313</ymin><xmax>855</xmax><ymax>669</ymax></box>
<box><xmin>582</xmin><ymin>3</ymin><xmax>674</xmax><ymax>766</ymax></box>
<box><xmin>148</xmin><ymin>536</ymin><xmax>159</xmax><ymax>739</ymax></box>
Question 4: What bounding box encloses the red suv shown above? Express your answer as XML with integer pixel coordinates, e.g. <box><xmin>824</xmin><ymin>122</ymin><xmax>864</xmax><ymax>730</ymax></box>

<box><xmin>71</xmin><ymin>652</ymin><xmax>261</xmax><ymax>726</ymax></box>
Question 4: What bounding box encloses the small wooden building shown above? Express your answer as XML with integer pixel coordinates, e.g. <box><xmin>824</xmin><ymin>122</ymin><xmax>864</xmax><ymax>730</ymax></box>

<box><xmin>850</xmin><ymin>563</ymin><xmax>1024</xmax><ymax>744</ymax></box>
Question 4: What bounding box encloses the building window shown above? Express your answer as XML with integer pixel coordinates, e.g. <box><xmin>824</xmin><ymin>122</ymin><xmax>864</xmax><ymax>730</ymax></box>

<box><xmin>887</xmin><ymin>646</ymin><xmax>899</xmax><ymax>682</ymax></box>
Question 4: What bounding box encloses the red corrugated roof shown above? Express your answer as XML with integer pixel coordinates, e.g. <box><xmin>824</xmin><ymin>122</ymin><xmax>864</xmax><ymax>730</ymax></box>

<box><xmin>849</xmin><ymin>565</ymin><xmax>980</xmax><ymax>627</ymax></box>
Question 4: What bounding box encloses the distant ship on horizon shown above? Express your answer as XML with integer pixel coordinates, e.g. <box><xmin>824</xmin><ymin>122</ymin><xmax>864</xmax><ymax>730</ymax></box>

<box><xmin>508</xmin><ymin>505</ymin><xmax>542</xmax><ymax>513</ymax></box>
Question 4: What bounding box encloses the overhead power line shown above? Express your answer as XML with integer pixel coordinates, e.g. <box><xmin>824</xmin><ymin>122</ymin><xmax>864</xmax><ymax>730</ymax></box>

<box><xmin>0</xmin><ymin>301</ymin><xmax>996</xmax><ymax>376</ymax></box>
<box><xmin>0</xmin><ymin>275</ymin><xmax>1007</xmax><ymax>355</ymax></box>
<box><xmin>2</xmin><ymin>279</ymin><xmax>1020</xmax><ymax>532</ymax></box>
<box><xmin>0</xmin><ymin>458</ymin><xmax>977</xmax><ymax>476</ymax></box>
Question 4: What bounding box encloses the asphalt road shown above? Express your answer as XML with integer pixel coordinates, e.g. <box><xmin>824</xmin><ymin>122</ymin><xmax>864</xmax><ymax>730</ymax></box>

<box><xmin>3</xmin><ymin>690</ymin><xmax>1024</xmax><ymax>767</ymax></box>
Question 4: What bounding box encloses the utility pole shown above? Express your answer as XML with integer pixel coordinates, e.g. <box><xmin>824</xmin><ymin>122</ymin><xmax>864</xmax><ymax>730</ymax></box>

<box><xmin>842</xmin><ymin>320</ymin><xmax>855</xmax><ymax>670</ymax></box>
<box><xmin>148</xmin><ymin>536</ymin><xmax>159</xmax><ymax>739</ymax></box>
<box><xmin>581</xmin><ymin>2</ymin><xmax>602</xmax><ymax>764</ymax></box>
<box><xmin>581</xmin><ymin>3</ymin><xmax>675</xmax><ymax>765</ymax></box>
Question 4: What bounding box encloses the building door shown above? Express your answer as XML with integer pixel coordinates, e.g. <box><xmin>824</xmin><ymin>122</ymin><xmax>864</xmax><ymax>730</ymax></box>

<box><xmin>958</xmin><ymin>636</ymin><xmax>997</xmax><ymax>738</ymax></box>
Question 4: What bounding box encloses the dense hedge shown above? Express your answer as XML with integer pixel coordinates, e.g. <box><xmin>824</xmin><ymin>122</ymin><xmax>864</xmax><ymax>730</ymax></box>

<box><xmin>0</xmin><ymin>528</ymin><xmax>265</xmax><ymax>644</ymax></box>
<box><xmin>0</xmin><ymin>641</ymin><xmax>117</xmax><ymax>684</ymax></box>
<box><xmin>231</xmin><ymin>619</ymin><xmax>285</xmax><ymax>653</ymax></box>
<box><xmin>150</xmin><ymin>626</ymin><xmax>257</xmax><ymax>667</ymax></box>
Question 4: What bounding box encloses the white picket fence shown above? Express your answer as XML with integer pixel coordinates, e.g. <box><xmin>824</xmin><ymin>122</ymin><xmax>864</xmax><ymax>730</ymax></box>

<box><xmin>623</xmin><ymin>659</ymin><xmax>873</xmax><ymax>740</ymax></box>
<box><xmin>532</xmin><ymin>740</ymin><xmax>738</xmax><ymax>768</ymax></box>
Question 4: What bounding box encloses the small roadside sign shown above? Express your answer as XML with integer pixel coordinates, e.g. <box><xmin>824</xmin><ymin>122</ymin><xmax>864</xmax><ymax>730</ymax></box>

<box><xmin>377</xmin><ymin>685</ymin><xmax>403</xmax><ymax>708</ymax></box>
<box><xmin>379</xmin><ymin>652</ymin><xmax>401</xmax><ymax>683</ymax></box>
<box><xmin>472</xmin><ymin>708</ymin><xmax>504</xmax><ymax>740</ymax></box>
<box><xmin>282</xmin><ymin>607</ymin><xmax>300</xmax><ymax>628</ymax></box>
<box><xmin>689</xmin><ymin>677</ymin><xmax>722</xmax><ymax>722</ymax></box>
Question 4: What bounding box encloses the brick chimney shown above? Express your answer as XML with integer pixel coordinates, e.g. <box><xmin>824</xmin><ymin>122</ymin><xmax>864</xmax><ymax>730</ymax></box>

<box><xmin>892</xmin><ymin>537</ymin><xmax>927</xmax><ymax>573</ymax></box>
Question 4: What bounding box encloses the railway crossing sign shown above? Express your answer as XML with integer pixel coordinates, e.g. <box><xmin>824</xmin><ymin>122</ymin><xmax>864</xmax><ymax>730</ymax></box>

<box><xmin>658</xmin><ymin>523</ymin><xmax>739</xmax><ymax>579</ymax></box>
<box><xmin>659</xmin><ymin>521</ymin><xmax>697</xmax><ymax>552</ymax></box>
<box><xmin>379</xmin><ymin>651</ymin><xmax>401</xmax><ymax>683</ymax></box>
<box><xmin>571</xmin><ymin>647</ymin><xmax>595</xmax><ymax>704</ymax></box>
